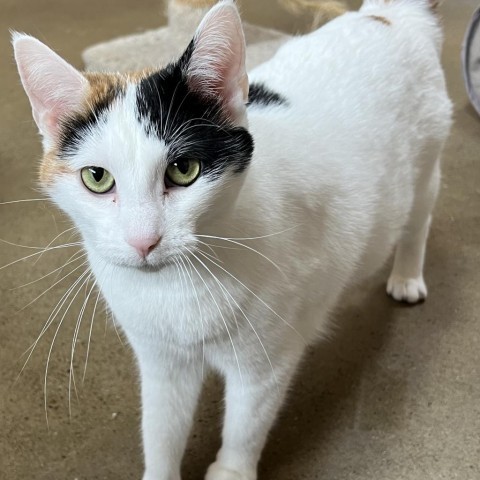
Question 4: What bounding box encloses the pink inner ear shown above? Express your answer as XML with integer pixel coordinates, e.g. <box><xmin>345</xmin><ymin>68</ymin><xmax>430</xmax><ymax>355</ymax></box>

<box><xmin>186</xmin><ymin>2</ymin><xmax>249</xmax><ymax>123</ymax></box>
<box><xmin>13</xmin><ymin>33</ymin><xmax>88</xmax><ymax>141</ymax></box>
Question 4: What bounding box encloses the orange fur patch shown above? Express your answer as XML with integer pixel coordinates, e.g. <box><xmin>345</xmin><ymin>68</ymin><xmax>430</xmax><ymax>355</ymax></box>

<box><xmin>39</xmin><ymin>149</ymin><xmax>74</xmax><ymax>186</ymax></box>
<box><xmin>82</xmin><ymin>70</ymin><xmax>153</xmax><ymax>118</ymax></box>
<box><xmin>368</xmin><ymin>15</ymin><xmax>392</xmax><ymax>26</ymax></box>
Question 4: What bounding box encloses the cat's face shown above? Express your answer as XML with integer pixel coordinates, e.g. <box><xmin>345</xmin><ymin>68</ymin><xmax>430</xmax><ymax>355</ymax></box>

<box><xmin>13</xmin><ymin>1</ymin><xmax>252</xmax><ymax>270</ymax></box>
<box><xmin>46</xmin><ymin>68</ymin><xmax>253</xmax><ymax>270</ymax></box>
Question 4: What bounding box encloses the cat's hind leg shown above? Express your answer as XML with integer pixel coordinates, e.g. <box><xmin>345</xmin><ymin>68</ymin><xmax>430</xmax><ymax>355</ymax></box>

<box><xmin>387</xmin><ymin>158</ymin><xmax>441</xmax><ymax>304</ymax></box>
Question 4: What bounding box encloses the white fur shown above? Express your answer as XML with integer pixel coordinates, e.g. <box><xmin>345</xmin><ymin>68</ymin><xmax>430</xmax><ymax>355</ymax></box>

<box><xmin>15</xmin><ymin>1</ymin><xmax>452</xmax><ymax>479</ymax></box>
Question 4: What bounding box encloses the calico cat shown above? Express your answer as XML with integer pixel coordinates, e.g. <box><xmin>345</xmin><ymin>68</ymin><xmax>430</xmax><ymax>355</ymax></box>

<box><xmin>13</xmin><ymin>0</ymin><xmax>452</xmax><ymax>479</ymax></box>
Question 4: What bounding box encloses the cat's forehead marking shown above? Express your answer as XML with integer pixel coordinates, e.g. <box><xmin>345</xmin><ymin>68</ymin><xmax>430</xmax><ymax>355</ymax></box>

<box><xmin>40</xmin><ymin>149</ymin><xmax>74</xmax><ymax>185</ymax></box>
<box><xmin>134</xmin><ymin>65</ymin><xmax>253</xmax><ymax>177</ymax></box>
<box><xmin>55</xmin><ymin>61</ymin><xmax>253</xmax><ymax>178</ymax></box>
<box><xmin>58</xmin><ymin>71</ymin><xmax>152</xmax><ymax>157</ymax></box>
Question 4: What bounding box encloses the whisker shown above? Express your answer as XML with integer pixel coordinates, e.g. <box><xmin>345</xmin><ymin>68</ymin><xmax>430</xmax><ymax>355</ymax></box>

<box><xmin>0</xmin><ymin>238</ymin><xmax>51</xmax><ymax>250</ymax></box>
<box><xmin>11</xmin><ymin>251</ymin><xmax>86</xmax><ymax>291</ymax></box>
<box><xmin>110</xmin><ymin>314</ymin><xmax>125</xmax><ymax>346</ymax></box>
<box><xmin>0</xmin><ymin>198</ymin><xmax>46</xmax><ymax>206</ymax></box>
<box><xmin>154</xmin><ymin>78</ymin><xmax>165</xmax><ymax>139</ymax></box>
<box><xmin>69</xmin><ymin>279</ymin><xmax>97</xmax><ymax>418</ymax></box>
<box><xmin>172</xmin><ymin>258</ymin><xmax>188</xmax><ymax>319</ymax></box>
<box><xmin>163</xmin><ymin>82</ymin><xmax>181</xmax><ymax>139</ymax></box>
<box><xmin>187</xmin><ymin>248</ymin><xmax>239</xmax><ymax>333</ymax></box>
<box><xmin>34</xmin><ymin>226</ymin><xmax>79</xmax><ymax>265</ymax></box>
<box><xmin>196</xmin><ymin>234</ymin><xmax>286</xmax><ymax>278</ymax></box>
<box><xmin>167</xmin><ymin>89</ymin><xmax>193</xmax><ymax>140</ymax></box>
<box><xmin>194</xmin><ymin>249</ymin><xmax>280</xmax><ymax>394</ymax></box>
<box><xmin>210</xmin><ymin>225</ymin><xmax>301</xmax><ymax>242</ymax></box>
<box><xmin>197</xmin><ymin>248</ymin><xmax>221</xmax><ymax>264</ymax></box>
<box><xmin>183</xmin><ymin>251</ymin><xmax>244</xmax><ymax>389</ymax></box>
<box><xmin>0</xmin><ymin>242</ymin><xmax>82</xmax><ymax>272</ymax></box>
<box><xmin>44</xmin><ymin>271</ymin><xmax>93</xmax><ymax>425</ymax></box>
<box><xmin>17</xmin><ymin>265</ymin><xmax>91</xmax><ymax>379</ymax></box>
<box><xmin>195</xmin><ymin>240</ymin><xmax>221</xmax><ymax>261</ymax></box>
<box><xmin>0</xmin><ymin>227</ymin><xmax>78</xmax><ymax>251</ymax></box>
<box><xmin>192</xmin><ymin>250</ymin><xmax>306</xmax><ymax>345</ymax></box>
<box><xmin>82</xmin><ymin>289</ymin><xmax>101</xmax><ymax>383</ymax></box>
<box><xmin>17</xmin><ymin>260</ymin><xmax>89</xmax><ymax>313</ymax></box>
<box><xmin>177</xmin><ymin>254</ymin><xmax>206</xmax><ymax>380</ymax></box>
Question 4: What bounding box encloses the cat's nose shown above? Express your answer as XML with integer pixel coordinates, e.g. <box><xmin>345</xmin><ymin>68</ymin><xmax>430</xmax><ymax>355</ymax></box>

<box><xmin>127</xmin><ymin>235</ymin><xmax>161</xmax><ymax>258</ymax></box>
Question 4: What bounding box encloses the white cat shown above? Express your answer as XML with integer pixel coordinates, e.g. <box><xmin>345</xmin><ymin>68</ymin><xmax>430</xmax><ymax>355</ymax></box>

<box><xmin>13</xmin><ymin>0</ymin><xmax>452</xmax><ymax>479</ymax></box>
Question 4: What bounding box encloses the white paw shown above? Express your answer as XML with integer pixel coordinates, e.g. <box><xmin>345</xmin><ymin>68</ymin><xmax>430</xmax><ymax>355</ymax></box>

<box><xmin>205</xmin><ymin>462</ymin><xmax>256</xmax><ymax>480</ymax></box>
<box><xmin>387</xmin><ymin>274</ymin><xmax>427</xmax><ymax>304</ymax></box>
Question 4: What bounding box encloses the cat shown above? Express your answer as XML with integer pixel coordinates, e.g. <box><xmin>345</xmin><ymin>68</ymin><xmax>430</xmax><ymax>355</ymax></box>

<box><xmin>13</xmin><ymin>0</ymin><xmax>452</xmax><ymax>479</ymax></box>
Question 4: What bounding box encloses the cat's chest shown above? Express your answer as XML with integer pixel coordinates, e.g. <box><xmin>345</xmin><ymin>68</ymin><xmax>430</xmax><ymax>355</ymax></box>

<box><xmin>92</xmin><ymin>259</ymin><xmax>246</xmax><ymax>346</ymax></box>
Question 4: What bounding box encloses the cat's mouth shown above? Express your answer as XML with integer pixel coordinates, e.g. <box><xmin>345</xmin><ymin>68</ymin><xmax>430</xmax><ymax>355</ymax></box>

<box><xmin>133</xmin><ymin>255</ymin><xmax>178</xmax><ymax>272</ymax></box>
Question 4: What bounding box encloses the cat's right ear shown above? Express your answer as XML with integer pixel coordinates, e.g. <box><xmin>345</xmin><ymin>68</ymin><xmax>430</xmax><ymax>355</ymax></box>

<box><xmin>12</xmin><ymin>33</ymin><xmax>88</xmax><ymax>146</ymax></box>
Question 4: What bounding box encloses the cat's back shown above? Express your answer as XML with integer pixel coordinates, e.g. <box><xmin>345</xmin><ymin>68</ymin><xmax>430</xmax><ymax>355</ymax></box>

<box><xmin>249</xmin><ymin>1</ymin><xmax>450</xmax><ymax>125</ymax></box>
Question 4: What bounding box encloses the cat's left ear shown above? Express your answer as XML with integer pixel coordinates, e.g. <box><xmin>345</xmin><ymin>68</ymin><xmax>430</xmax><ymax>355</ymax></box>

<box><xmin>185</xmin><ymin>0</ymin><xmax>249</xmax><ymax>126</ymax></box>
<box><xmin>12</xmin><ymin>33</ymin><xmax>88</xmax><ymax>147</ymax></box>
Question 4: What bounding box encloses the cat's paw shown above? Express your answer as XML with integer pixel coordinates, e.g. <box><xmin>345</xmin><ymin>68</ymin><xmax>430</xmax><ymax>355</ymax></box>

<box><xmin>205</xmin><ymin>462</ymin><xmax>256</xmax><ymax>480</ymax></box>
<box><xmin>387</xmin><ymin>274</ymin><xmax>427</xmax><ymax>304</ymax></box>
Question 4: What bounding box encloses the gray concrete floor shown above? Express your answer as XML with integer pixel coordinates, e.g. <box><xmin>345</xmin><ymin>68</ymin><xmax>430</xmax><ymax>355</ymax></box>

<box><xmin>1</xmin><ymin>1</ymin><xmax>479</xmax><ymax>479</ymax></box>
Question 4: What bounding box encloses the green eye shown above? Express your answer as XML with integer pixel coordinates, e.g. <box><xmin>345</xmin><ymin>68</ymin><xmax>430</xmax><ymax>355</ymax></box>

<box><xmin>81</xmin><ymin>167</ymin><xmax>115</xmax><ymax>194</ymax></box>
<box><xmin>165</xmin><ymin>159</ymin><xmax>201</xmax><ymax>187</ymax></box>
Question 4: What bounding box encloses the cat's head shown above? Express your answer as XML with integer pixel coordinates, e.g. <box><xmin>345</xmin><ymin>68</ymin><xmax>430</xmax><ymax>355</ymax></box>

<box><xmin>13</xmin><ymin>0</ymin><xmax>253</xmax><ymax>269</ymax></box>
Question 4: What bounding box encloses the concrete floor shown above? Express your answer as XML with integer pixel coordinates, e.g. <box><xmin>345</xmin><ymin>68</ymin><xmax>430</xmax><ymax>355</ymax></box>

<box><xmin>1</xmin><ymin>1</ymin><xmax>479</xmax><ymax>479</ymax></box>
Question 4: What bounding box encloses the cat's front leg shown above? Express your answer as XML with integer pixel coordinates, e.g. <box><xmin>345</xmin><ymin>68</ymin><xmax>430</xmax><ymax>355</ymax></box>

<box><xmin>206</xmin><ymin>342</ymin><xmax>304</xmax><ymax>480</ymax></box>
<box><xmin>135</xmin><ymin>345</ymin><xmax>204</xmax><ymax>480</ymax></box>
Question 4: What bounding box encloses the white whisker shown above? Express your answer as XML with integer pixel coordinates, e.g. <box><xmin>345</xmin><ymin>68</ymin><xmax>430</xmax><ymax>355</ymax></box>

<box><xmin>196</xmin><ymin>234</ymin><xmax>286</xmax><ymax>278</ymax></box>
<box><xmin>11</xmin><ymin>251</ymin><xmax>86</xmax><ymax>291</ymax></box>
<box><xmin>0</xmin><ymin>242</ymin><xmax>82</xmax><ymax>272</ymax></box>
<box><xmin>17</xmin><ymin>266</ymin><xmax>91</xmax><ymax>382</ymax></box>
<box><xmin>44</xmin><ymin>271</ymin><xmax>93</xmax><ymax>425</ymax></box>
<box><xmin>190</xmin><ymin>250</ymin><xmax>306</xmax><ymax>345</ymax></box>
<box><xmin>211</xmin><ymin>225</ymin><xmax>301</xmax><ymax>241</ymax></box>
<box><xmin>110</xmin><ymin>314</ymin><xmax>125</xmax><ymax>346</ymax></box>
<box><xmin>34</xmin><ymin>226</ymin><xmax>79</xmax><ymax>265</ymax></box>
<box><xmin>163</xmin><ymin>82</ymin><xmax>181</xmax><ymax>139</ymax></box>
<box><xmin>187</xmin><ymin>248</ymin><xmax>239</xmax><ymax>333</ymax></box>
<box><xmin>195</xmin><ymin>240</ymin><xmax>221</xmax><ymax>261</ymax></box>
<box><xmin>0</xmin><ymin>198</ymin><xmax>46</xmax><ymax>206</ymax></box>
<box><xmin>0</xmin><ymin>238</ymin><xmax>50</xmax><ymax>250</ymax></box>
<box><xmin>17</xmin><ymin>260</ymin><xmax>89</xmax><ymax>313</ymax></box>
<box><xmin>69</xmin><ymin>279</ymin><xmax>97</xmax><ymax>417</ymax></box>
<box><xmin>83</xmin><ymin>289</ymin><xmax>101</xmax><ymax>384</ymax></box>
<box><xmin>183</xmin><ymin>251</ymin><xmax>244</xmax><ymax>389</ymax></box>
<box><xmin>194</xmin><ymin>249</ymin><xmax>280</xmax><ymax>394</ymax></box>
<box><xmin>177</xmin><ymin>254</ymin><xmax>206</xmax><ymax>380</ymax></box>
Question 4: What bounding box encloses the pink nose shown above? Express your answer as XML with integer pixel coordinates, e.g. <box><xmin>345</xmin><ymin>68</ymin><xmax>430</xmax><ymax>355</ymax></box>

<box><xmin>127</xmin><ymin>235</ymin><xmax>161</xmax><ymax>258</ymax></box>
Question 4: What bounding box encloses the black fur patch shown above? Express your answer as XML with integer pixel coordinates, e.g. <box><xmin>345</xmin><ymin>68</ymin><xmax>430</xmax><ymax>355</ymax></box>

<box><xmin>58</xmin><ymin>43</ymin><xmax>254</xmax><ymax>178</ymax></box>
<box><xmin>248</xmin><ymin>83</ymin><xmax>287</xmax><ymax>107</ymax></box>
<box><xmin>59</xmin><ymin>84</ymin><xmax>123</xmax><ymax>157</ymax></box>
<box><xmin>136</xmin><ymin>42</ymin><xmax>254</xmax><ymax>178</ymax></box>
